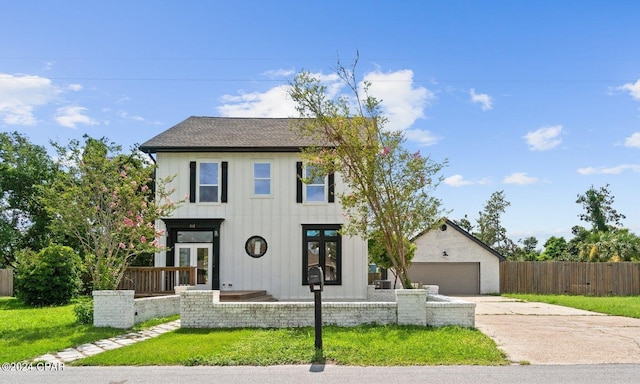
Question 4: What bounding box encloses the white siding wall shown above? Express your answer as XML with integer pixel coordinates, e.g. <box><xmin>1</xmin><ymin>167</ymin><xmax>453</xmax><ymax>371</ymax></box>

<box><xmin>412</xmin><ymin>226</ymin><xmax>501</xmax><ymax>294</ymax></box>
<box><xmin>154</xmin><ymin>152</ymin><xmax>368</xmax><ymax>300</ymax></box>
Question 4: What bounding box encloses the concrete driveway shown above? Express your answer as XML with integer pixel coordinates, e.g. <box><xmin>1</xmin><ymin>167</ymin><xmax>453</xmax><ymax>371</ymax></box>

<box><xmin>463</xmin><ymin>296</ymin><xmax>640</xmax><ymax>365</ymax></box>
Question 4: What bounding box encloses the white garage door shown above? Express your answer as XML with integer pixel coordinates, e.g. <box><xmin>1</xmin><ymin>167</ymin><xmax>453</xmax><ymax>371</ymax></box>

<box><xmin>407</xmin><ymin>262</ymin><xmax>480</xmax><ymax>295</ymax></box>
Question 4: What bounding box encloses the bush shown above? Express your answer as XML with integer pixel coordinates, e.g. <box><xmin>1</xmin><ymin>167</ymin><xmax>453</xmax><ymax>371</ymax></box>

<box><xmin>14</xmin><ymin>244</ymin><xmax>82</xmax><ymax>306</ymax></box>
<box><xmin>73</xmin><ymin>298</ymin><xmax>94</xmax><ymax>324</ymax></box>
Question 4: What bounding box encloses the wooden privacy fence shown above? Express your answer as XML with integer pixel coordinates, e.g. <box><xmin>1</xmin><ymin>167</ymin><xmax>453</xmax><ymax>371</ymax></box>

<box><xmin>500</xmin><ymin>261</ymin><xmax>640</xmax><ymax>296</ymax></box>
<box><xmin>117</xmin><ymin>267</ymin><xmax>196</xmax><ymax>296</ymax></box>
<box><xmin>0</xmin><ymin>269</ymin><xmax>13</xmax><ymax>296</ymax></box>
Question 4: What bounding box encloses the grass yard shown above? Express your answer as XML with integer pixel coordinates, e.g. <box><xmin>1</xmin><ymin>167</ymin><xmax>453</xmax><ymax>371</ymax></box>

<box><xmin>504</xmin><ymin>294</ymin><xmax>640</xmax><ymax>318</ymax></box>
<box><xmin>0</xmin><ymin>297</ymin><xmax>123</xmax><ymax>362</ymax></box>
<box><xmin>72</xmin><ymin>324</ymin><xmax>508</xmax><ymax>366</ymax></box>
<box><xmin>0</xmin><ymin>297</ymin><xmax>177</xmax><ymax>362</ymax></box>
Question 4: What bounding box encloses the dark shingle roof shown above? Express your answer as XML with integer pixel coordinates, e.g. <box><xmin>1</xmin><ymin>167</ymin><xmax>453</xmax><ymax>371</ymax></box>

<box><xmin>139</xmin><ymin>117</ymin><xmax>315</xmax><ymax>153</ymax></box>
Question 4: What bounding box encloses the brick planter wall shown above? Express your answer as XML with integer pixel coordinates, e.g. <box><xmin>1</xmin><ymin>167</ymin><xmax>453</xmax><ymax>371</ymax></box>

<box><xmin>93</xmin><ymin>290</ymin><xmax>135</xmax><ymax>328</ymax></box>
<box><xmin>396</xmin><ymin>289</ymin><xmax>428</xmax><ymax>326</ymax></box>
<box><xmin>180</xmin><ymin>289</ymin><xmax>474</xmax><ymax>329</ymax></box>
<box><xmin>93</xmin><ymin>289</ymin><xmax>181</xmax><ymax>329</ymax></box>
<box><xmin>426</xmin><ymin>294</ymin><xmax>475</xmax><ymax>327</ymax></box>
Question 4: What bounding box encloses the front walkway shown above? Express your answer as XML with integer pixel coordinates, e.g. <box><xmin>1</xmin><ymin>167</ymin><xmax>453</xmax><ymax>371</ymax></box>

<box><xmin>33</xmin><ymin>320</ymin><xmax>180</xmax><ymax>364</ymax></box>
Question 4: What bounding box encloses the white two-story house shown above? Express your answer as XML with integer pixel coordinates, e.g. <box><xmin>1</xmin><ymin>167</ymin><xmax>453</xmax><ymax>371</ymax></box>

<box><xmin>139</xmin><ymin>117</ymin><xmax>368</xmax><ymax>300</ymax></box>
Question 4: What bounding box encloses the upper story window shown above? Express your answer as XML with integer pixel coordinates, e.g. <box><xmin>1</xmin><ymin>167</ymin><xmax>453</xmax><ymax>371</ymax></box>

<box><xmin>253</xmin><ymin>161</ymin><xmax>272</xmax><ymax>196</ymax></box>
<box><xmin>199</xmin><ymin>162</ymin><xmax>219</xmax><ymax>203</ymax></box>
<box><xmin>189</xmin><ymin>161</ymin><xmax>227</xmax><ymax>204</ymax></box>
<box><xmin>296</xmin><ymin>161</ymin><xmax>334</xmax><ymax>204</ymax></box>
<box><xmin>305</xmin><ymin>165</ymin><xmax>326</xmax><ymax>202</ymax></box>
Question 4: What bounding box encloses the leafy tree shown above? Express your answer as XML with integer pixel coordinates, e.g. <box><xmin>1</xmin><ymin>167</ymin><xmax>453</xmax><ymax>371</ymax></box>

<box><xmin>578</xmin><ymin>229</ymin><xmax>640</xmax><ymax>262</ymax></box>
<box><xmin>540</xmin><ymin>236</ymin><xmax>568</xmax><ymax>261</ymax></box>
<box><xmin>41</xmin><ymin>136</ymin><xmax>181</xmax><ymax>290</ymax></box>
<box><xmin>475</xmin><ymin>191</ymin><xmax>513</xmax><ymax>255</ymax></box>
<box><xmin>368</xmin><ymin>230</ymin><xmax>416</xmax><ymax>287</ymax></box>
<box><xmin>289</xmin><ymin>56</ymin><xmax>447</xmax><ymax>288</ymax></box>
<box><xmin>576</xmin><ymin>184</ymin><xmax>625</xmax><ymax>232</ymax></box>
<box><xmin>508</xmin><ymin>236</ymin><xmax>540</xmax><ymax>261</ymax></box>
<box><xmin>565</xmin><ymin>225</ymin><xmax>589</xmax><ymax>261</ymax></box>
<box><xmin>453</xmin><ymin>214</ymin><xmax>474</xmax><ymax>233</ymax></box>
<box><xmin>521</xmin><ymin>236</ymin><xmax>539</xmax><ymax>255</ymax></box>
<box><xmin>14</xmin><ymin>244</ymin><xmax>82</xmax><ymax>306</ymax></box>
<box><xmin>0</xmin><ymin>132</ymin><xmax>56</xmax><ymax>267</ymax></box>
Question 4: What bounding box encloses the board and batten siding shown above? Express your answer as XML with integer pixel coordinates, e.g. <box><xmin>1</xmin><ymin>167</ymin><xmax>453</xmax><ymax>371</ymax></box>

<box><xmin>153</xmin><ymin>152</ymin><xmax>368</xmax><ymax>300</ymax></box>
<box><xmin>411</xmin><ymin>225</ymin><xmax>501</xmax><ymax>294</ymax></box>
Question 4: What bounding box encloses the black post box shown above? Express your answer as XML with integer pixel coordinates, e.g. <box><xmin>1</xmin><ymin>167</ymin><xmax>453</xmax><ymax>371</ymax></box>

<box><xmin>308</xmin><ymin>266</ymin><xmax>324</xmax><ymax>292</ymax></box>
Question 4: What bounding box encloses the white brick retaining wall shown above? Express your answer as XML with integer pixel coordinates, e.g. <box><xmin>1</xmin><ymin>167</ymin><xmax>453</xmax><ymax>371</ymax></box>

<box><xmin>426</xmin><ymin>294</ymin><xmax>475</xmax><ymax>327</ymax></box>
<box><xmin>134</xmin><ymin>295</ymin><xmax>180</xmax><ymax>324</ymax></box>
<box><xmin>180</xmin><ymin>289</ymin><xmax>475</xmax><ymax>329</ymax></box>
<box><xmin>93</xmin><ymin>288</ymin><xmax>475</xmax><ymax>329</ymax></box>
<box><xmin>93</xmin><ymin>290</ymin><xmax>135</xmax><ymax>328</ymax></box>
<box><xmin>366</xmin><ymin>285</ymin><xmax>396</xmax><ymax>302</ymax></box>
<box><xmin>93</xmin><ymin>290</ymin><xmax>180</xmax><ymax>328</ymax></box>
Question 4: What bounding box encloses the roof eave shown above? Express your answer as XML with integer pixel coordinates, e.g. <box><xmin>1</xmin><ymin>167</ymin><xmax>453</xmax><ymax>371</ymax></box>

<box><xmin>138</xmin><ymin>146</ymin><xmax>307</xmax><ymax>154</ymax></box>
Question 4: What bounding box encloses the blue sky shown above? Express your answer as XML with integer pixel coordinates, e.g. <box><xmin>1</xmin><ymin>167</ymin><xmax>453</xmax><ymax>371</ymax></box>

<box><xmin>2</xmin><ymin>1</ymin><xmax>639</xmax><ymax>247</ymax></box>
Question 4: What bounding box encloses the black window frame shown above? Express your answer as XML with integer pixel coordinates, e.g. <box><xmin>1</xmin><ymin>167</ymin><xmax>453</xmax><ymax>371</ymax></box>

<box><xmin>301</xmin><ymin>224</ymin><xmax>342</xmax><ymax>286</ymax></box>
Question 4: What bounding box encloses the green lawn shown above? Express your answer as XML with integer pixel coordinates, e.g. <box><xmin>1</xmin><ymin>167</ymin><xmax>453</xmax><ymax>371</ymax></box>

<box><xmin>504</xmin><ymin>294</ymin><xmax>640</xmax><ymax>318</ymax></box>
<box><xmin>1</xmin><ymin>295</ymin><xmax>511</xmax><ymax>366</ymax></box>
<box><xmin>73</xmin><ymin>325</ymin><xmax>508</xmax><ymax>366</ymax></box>
<box><xmin>0</xmin><ymin>297</ymin><xmax>177</xmax><ymax>362</ymax></box>
<box><xmin>0</xmin><ymin>297</ymin><xmax>123</xmax><ymax>362</ymax></box>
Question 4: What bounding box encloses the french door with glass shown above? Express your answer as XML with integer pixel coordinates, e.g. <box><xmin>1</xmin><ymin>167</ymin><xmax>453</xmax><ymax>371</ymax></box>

<box><xmin>175</xmin><ymin>243</ymin><xmax>213</xmax><ymax>289</ymax></box>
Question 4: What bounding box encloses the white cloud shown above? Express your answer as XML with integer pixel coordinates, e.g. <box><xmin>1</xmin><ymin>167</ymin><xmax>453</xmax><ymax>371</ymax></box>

<box><xmin>262</xmin><ymin>69</ymin><xmax>295</xmax><ymax>79</ymax></box>
<box><xmin>523</xmin><ymin>125</ymin><xmax>562</xmax><ymax>151</ymax></box>
<box><xmin>68</xmin><ymin>84</ymin><xmax>83</xmax><ymax>91</ymax></box>
<box><xmin>618</xmin><ymin>79</ymin><xmax>640</xmax><ymax>101</ymax></box>
<box><xmin>503</xmin><ymin>172</ymin><xmax>539</xmax><ymax>185</ymax></box>
<box><xmin>404</xmin><ymin>129</ymin><xmax>441</xmax><ymax>146</ymax></box>
<box><xmin>444</xmin><ymin>174</ymin><xmax>490</xmax><ymax>187</ymax></box>
<box><xmin>55</xmin><ymin>106</ymin><xmax>98</xmax><ymax>129</ymax></box>
<box><xmin>624</xmin><ymin>132</ymin><xmax>640</xmax><ymax>148</ymax></box>
<box><xmin>117</xmin><ymin>111</ymin><xmax>145</xmax><ymax>122</ymax></box>
<box><xmin>0</xmin><ymin>73</ymin><xmax>61</xmax><ymax>125</ymax></box>
<box><xmin>577</xmin><ymin>164</ymin><xmax>640</xmax><ymax>175</ymax></box>
<box><xmin>216</xmin><ymin>68</ymin><xmax>435</xmax><ymax>139</ymax></box>
<box><xmin>217</xmin><ymin>85</ymin><xmax>297</xmax><ymax>117</ymax></box>
<box><xmin>364</xmin><ymin>69</ymin><xmax>435</xmax><ymax>132</ymax></box>
<box><xmin>469</xmin><ymin>88</ymin><xmax>493</xmax><ymax>110</ymax></box>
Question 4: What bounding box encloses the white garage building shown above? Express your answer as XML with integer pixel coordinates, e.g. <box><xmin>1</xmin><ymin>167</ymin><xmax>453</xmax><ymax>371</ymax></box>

<box><xmin>408</xmin><ymin>219</ymin><xmax>505</xmax><ymax>295</ymax></box>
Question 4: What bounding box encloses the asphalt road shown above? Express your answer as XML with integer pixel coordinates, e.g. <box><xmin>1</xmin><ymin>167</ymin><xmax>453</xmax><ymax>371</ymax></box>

<box><xmin>2</xmin><ymin>364</ymin><xmax>640</xmax><ymax>384</ymax></box>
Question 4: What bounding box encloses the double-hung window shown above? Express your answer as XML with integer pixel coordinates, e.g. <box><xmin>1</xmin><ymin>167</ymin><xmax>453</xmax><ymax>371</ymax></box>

<box><xmin>305</xmin><ymin>165</ymin><xmax>326</xmax><ymax>202</ymax></box>
<box><xmin>199</xmin><ymin>162</ymin><xmax>219</xmax><ymax>203</ymax></box>
<box><xmin>296</xmin><ymin>161</ymin><xmax>334</xmax><ymax>204</ymax></box>
<box><xmin>302</xmin><ymin>224</ymin><xmax>342</xmax><ymax>285</ymax></box>
<box><xmin>253</xmin><ymin>161</ymin><xmax>272</xmax><ymax>196</ymax></box>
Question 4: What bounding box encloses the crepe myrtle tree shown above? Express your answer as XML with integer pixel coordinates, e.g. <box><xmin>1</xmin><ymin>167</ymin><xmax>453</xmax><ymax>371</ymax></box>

<box><xmin>289</xmin><ymin>56</ymin><xmax>447</xmax><ymax>288</ymax></box>
<box><xmin>42</xmin><ymin>135</ymin><xmax>182</xmax><ymax>290</ymax></box>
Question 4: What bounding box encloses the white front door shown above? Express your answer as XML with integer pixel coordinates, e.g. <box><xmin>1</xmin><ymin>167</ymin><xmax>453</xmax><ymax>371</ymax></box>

<box><xmin>175</xmin><ymin>243</ymin><xmax>213</xmax><ymax>289</ymax></box>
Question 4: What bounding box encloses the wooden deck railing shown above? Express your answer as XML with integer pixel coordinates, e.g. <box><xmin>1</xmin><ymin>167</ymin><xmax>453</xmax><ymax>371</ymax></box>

<box><xmin>118</xmin><ymin>267</ymin><xmax>196</xmax><ymax>295</ymax></box>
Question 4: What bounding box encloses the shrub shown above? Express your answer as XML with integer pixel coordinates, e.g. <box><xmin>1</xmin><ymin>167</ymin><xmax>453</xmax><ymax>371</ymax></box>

<box><xmin>14</xmin><ymin>244</ymin><xmax>82</xmax><ymax>306</ymax></box>
<box><xmin>73</xmin><ymin>298</ymin><xmax>94</xmax><ymax>324</ymax></box>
